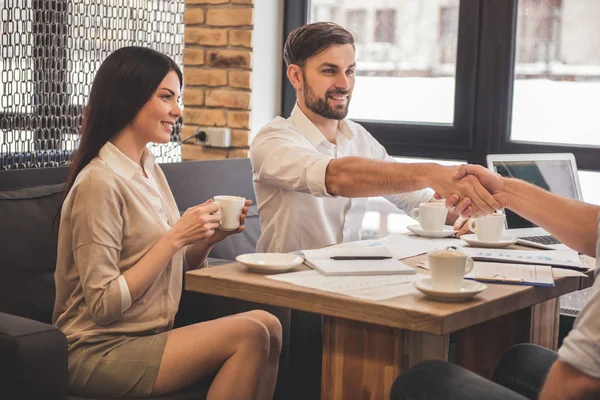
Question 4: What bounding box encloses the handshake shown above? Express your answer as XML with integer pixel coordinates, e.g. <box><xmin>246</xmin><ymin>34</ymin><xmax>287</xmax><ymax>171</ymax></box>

<box><xmin>431</xmin><ymin>164</ymin><xmax>508</xmax><ymax>218</ymax></box>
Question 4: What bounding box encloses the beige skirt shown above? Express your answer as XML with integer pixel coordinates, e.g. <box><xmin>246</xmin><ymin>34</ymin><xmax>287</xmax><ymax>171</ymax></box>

<box><xmin>67</xmin><ymin>331</ymin><xmax>170</xmax><ymax>398</ymax></box>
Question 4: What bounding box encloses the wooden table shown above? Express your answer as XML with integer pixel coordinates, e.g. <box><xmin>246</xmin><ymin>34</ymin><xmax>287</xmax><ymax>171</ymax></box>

<box><xmin>185</xmin><ymin>254</ymin><xmax>591</xmax><ymax>400</ymax></box>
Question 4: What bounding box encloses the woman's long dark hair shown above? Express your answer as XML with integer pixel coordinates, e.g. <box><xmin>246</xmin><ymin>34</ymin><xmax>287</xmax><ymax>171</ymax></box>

<box><xmin>56</xmin><ymin>47</ymin><xmax>182</xmax><ymax>224</ymax></box>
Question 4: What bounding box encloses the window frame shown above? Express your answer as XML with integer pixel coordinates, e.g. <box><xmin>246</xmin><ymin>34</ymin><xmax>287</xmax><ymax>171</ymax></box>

<box><xmin>283</xmin><ymin>0</ymin><xmax>600</xmax><ymax>171</ymax></box>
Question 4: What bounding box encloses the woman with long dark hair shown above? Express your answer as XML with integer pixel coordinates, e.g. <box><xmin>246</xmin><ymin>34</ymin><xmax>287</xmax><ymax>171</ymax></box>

<box><xmin>53</xmin><ymin>47</ymin><xmax>281</xmax><ymax>399</ymax></box>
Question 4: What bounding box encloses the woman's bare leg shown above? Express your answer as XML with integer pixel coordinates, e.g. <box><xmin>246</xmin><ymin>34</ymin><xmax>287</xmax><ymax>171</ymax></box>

<box><xmin>152</xmin><ymin>315</ymin><xmax>270</xmax><ymax>400</ymax></box>
<box><xmin>233</xmin><ymin>310</ymin><xmax>283</xmax><ymax>400</ymax></box>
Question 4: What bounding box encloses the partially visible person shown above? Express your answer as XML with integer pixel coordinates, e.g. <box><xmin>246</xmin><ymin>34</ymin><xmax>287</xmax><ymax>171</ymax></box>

<box><xmin>391</xmin><ymin>164</ymin><xmax>600</xmax><ymax>400</ymax></box>
<box><xmin>250</xmin><ymin>22</ymin><xmax>500</xmax><ymax>253</ymax></box>
<box><xmin>53</xmin><ymin>47</ymin><xmax>281</xmax><ymax>400</ymax></box>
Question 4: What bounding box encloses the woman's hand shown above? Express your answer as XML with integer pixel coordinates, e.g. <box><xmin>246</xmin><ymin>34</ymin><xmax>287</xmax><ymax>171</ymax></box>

<box><xmin>206</xmin><ymin>199</ymin><xmax>253</xmax><ymax>245</ymax></box>
<box><xmin>168</xmin><ymin>199</ymin><xmax>221</xmax><ymax>248</ymax></box>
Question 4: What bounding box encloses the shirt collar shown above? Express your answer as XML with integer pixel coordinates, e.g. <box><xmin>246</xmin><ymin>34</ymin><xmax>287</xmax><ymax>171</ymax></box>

<box><xmin>98</xmin><ymin>141</ymin><xmax>155</xmax><ymax>181</ymax></box>
<box><xmin>289</xmin><ymin>103</ymin><xmax>354</xmax><ymax>148</ymax></box>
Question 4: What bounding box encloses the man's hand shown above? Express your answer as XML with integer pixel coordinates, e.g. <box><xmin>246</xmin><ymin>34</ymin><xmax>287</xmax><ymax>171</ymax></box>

<box><xmin>434</xmin><ymin>193</ymin><xmax>474</xmax><ymax>218</ymax></box>
<box><xmin>430</xmin><ymin>166</ymin><xmax>502</xmax><ymax>216</ymax></box>
<box><xmin>453</xmin><ymin>216</ymin><xmax>471</xmax><ymax>237</ymax></box>
<box><xmin>453</xmin><ymin>164</ymin><xmax>508</xmax><ymax>208</ymax></box>
<box><xmin>431</xmin><ymin>194</ymin><xmax>471</xmax><ymax>235</ymax></box>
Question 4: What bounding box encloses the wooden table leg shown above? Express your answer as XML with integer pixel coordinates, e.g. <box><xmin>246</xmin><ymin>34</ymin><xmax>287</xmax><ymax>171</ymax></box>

<box><xmin>454</xmin><ymin>307</ymin><xmax>532</xmax><ymax>379</ymax></box>
<box><xmin>530</xmin><ymin>298</ymin><xmax>560</xmax><ymax>351</ymax></box>
<box><xmin>321</xmin><ymin>316</ymin><xmax>449</xmax><ymax>400</ymax></box>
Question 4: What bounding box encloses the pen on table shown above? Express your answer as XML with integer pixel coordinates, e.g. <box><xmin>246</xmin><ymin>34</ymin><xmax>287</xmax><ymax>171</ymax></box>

<box><xmin>330</xmin><ymin>256</ymin><xmax>393</xmax><ymax>260</ymax></box>
<box><xmin>474</xmin><ymin>276</ymin><xmax>523</xmax><ymax>283</ymax></box>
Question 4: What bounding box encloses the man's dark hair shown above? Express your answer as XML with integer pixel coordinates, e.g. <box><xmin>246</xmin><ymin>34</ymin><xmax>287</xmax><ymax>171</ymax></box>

<box><xmin>283</xmin><ymin>22</ymin><xmax>355</xmax><ymax>67</ymax></box>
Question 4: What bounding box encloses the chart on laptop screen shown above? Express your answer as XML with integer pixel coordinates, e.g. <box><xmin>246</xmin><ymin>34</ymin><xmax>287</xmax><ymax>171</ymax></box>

<box><xmin>493</xmin><ymin>160</ymin><xmax>579</xmax><ymax>229</ymax></box>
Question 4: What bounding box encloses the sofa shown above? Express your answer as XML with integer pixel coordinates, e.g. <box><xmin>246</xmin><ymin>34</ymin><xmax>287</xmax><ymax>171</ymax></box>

<box><xmin>0</xmin><ymin>158</ymin><xmax>310</xmax><ymax>400</ymax></box>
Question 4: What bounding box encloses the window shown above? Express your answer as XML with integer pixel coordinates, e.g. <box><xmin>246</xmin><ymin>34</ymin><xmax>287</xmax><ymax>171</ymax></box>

<box><xmin>374</xmin><ymin>9</ymin><xmax>396</xmax><ymax>43</ymax></box>
<box><xmin>516</xmin><ymin>0</ymin><xmax>561</xmax><ymax>64</ymax></box>
<box><xmin>305</xmin><ymin>0</ymin><xmax>466</xmax><ymax>133</ymax></box>
<box><xmin>510</xmin><ymin>0</ymin><xmax>600</xmax><ymax>147</ymax></box>
<box><xmin>312</xmin><ymin>5</ymin><xmax>334</xmax><ymax>23</ymax></box>
<box><xmin>345</xmin><ymin>9</ymin><xmax>367</xmax><ymax>43</ymax></box>
<box><xmin>439</xmin><ymin>6</ymin><xmax>459</xmax><ymax>65</ymax></box>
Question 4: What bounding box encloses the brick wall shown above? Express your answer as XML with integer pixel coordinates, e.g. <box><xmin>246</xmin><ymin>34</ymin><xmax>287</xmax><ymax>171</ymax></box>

<box><xmin>182</xmin><ymin>0</ymin><xmax>254</xmax><ymax>160</ymax></box>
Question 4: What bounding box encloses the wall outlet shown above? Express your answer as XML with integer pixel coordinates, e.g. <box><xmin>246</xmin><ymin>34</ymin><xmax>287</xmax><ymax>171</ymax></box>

<box><xmin>194</xmin><ymin>127</ymin><xmax>232</xmax><ymax>148</ymax></box>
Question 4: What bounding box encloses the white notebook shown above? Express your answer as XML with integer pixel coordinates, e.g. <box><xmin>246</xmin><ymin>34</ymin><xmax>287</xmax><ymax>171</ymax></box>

<box><xmin>294</xmin><ymin>247</ymin><xmax>416</xmax><ymax>276</ymax></box>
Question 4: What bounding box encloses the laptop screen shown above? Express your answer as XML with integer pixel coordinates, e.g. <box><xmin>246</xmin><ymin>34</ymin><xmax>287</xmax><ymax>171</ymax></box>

<box><xmin>491</xmin><ymin>160</ymin><xmax>579</xmax><ymax>229</ymax></box>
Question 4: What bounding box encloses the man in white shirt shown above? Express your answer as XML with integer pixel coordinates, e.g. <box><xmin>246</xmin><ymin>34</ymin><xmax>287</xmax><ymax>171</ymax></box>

<box><xmin>391</xmin><ymin>164</ymin><xmax>600</xmax><ymax>400</ymax></box>
<box><xmin>250</xmin><ymin>22</ymin><xmax>501</xmax><ymax>253</ymax></box>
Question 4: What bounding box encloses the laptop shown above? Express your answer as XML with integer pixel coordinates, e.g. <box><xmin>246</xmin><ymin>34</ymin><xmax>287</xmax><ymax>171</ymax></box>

<box><xmin>486</xmin><ymin>153</ymin><xmax>583</xmax><ymax>250</ymax></box>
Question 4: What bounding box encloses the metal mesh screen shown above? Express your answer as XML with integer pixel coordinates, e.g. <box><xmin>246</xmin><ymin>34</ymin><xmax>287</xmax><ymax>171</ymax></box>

<box><xmin>0</xmin><ymin>0</ymin><xmax>184</xmax><ymax>170</ymax></box>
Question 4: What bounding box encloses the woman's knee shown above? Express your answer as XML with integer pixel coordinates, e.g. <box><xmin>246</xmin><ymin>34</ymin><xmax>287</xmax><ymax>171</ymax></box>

<box><xmin>245</xmin><ymin>311</ymin><xmax>283</xmax><ymax>349</ymax></box>
<box><xmin>235</xmin><ymin>316</ymin><xmax>271</xmax><ymax>355</ymax></box>
<box><xmin>256</xmin><ymin>311</ymin><xmax>283</xmax><ymax>355</ymax></box>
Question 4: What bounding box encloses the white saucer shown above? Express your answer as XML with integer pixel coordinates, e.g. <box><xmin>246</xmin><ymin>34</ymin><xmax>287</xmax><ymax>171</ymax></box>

<box><xmin>236</xmin><ymin>253</ymin><xmax>304</xmax><ymax>274</ymax></box>
<box><xmin>407</xmin><ymin>224</ymin><xmax>458</xmax><ymax>238</ymax></box>
<box><xmin>413</xmin><ymin>278</ymin><xmax>487</xmax><ymax>302</ymax></box>
<box><xmin>461</xmin><ymin>234</ymin><xmax>517</xmax><ymax>248</ymax></box>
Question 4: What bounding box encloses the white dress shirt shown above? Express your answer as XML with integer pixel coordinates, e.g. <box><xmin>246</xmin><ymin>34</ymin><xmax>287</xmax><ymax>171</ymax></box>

<box><xmin>97</xmin><ymin>141</ymin><xmax>172</xmax><ymax>313</ymax></box>
<box><xmin>250</xmin><ymin>104</ymin><xmax>433</xmax><ymax>253</ymax></box>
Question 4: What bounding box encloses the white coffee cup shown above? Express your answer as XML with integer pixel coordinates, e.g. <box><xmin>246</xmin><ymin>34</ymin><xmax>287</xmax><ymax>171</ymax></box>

<box><xmin>213</xmin><ymin>195</ymin><xmax>245</xmax><ymax>231</ymax></box>
<box><xmin>428</xmin><ymin>249</ymin><xmax>474</xmax><ymax>291</ymax></box>
<box><xmin>467</xmin><ymin>213</ymin><xmax>505</xmax><ymax>242</ymax></box>
<box><xmin>410</xmin><ymin>203</ymin><xmax>448</xmax><ymax>232</ymax></box>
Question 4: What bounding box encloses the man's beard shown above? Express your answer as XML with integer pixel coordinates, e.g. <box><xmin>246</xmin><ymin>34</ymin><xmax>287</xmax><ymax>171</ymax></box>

<box><xmin>302</xmin><ymin>75</ymin><xmax>351</xmax><ymax>120</ymax></box>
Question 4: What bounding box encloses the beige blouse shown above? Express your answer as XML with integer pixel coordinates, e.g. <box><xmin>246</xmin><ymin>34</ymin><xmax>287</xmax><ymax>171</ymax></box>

<box><xmin>53</xmin><ymin>143</ymin><xmax>190</xmax><ymax>344</ymax></box>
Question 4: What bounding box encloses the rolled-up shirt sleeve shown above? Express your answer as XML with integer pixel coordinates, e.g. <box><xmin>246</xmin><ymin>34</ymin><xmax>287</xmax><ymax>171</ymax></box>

<box><xmin>558</xmin><ymin>276</ymin><xmax>600</xmax><ymax>379</ymax></box>
<box><xmin>117</xmin><ymin>275</ymin><xmax>132</xmax><ymax>313</ymax></box>
<box><xmin>251</xmin><ymin>131</ymin><xmax>334</xmax><ymax>197</ymax></box>
<box><xmin>70</xmin><ymin>176</ymin><xmax>125</xmax><ymax>326</ymax></box>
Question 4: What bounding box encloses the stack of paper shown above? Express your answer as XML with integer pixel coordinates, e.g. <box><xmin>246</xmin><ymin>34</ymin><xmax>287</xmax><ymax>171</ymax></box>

<box><xmin>294</xmin><ymin>247</ymin><xmax>416</xmax><ymax>276</ymax></box>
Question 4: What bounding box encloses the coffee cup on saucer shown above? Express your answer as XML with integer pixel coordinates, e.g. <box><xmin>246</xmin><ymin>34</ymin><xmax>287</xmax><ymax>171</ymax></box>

<box><xmin>414</xmin><ymin>249</ymin><xmax>486</xmax><ymax>301</ymax></box>
<box><xmin>467</xmin><ymin>213</ymin><xmax>505</xmax><ymax>242</ymax></box>
<box><xmin>427</xmin><ymin>249</ymin><xmax>474</xmax><ymax>292</ymax></box>
<box><xmin>409</xmin><ymin>203</ymin><xmax>448</xmax><ymax>232</ymax></box>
